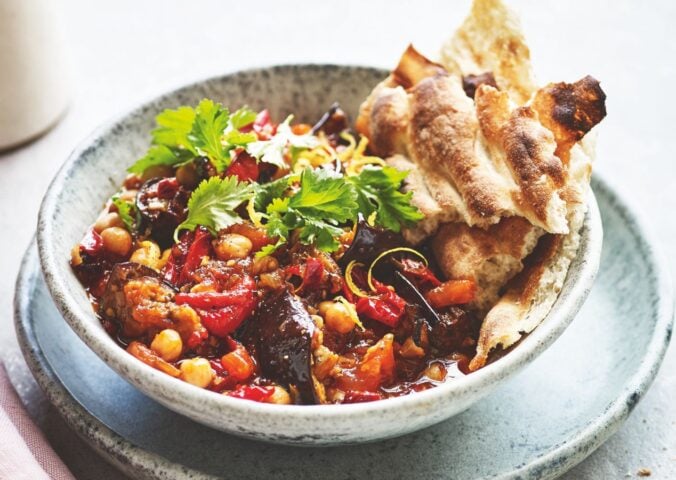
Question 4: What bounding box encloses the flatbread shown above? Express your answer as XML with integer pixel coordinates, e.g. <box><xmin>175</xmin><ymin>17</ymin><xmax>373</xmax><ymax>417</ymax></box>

<box><xmin>356</xmin><ymin>0</ymin><xmax>606</xmax><ymax>369</ymax></box>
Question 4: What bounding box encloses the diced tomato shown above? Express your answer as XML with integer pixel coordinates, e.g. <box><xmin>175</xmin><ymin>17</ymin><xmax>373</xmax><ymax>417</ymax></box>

<box><xmin>227</xmin><ymin>385</ymin><xmax>275</xmax><ymax>402</ymax></box>
<box><xmin>220</xmin><ymin>338</ymin><xmax>255</xmax><ymax>383</ymax></box>
<box><xmin>336</xmin><ymin>335</ymin><xmax>395</xmax><ymax>392</ymax></box>
<box><xmin>226</xmin><ymin>151</ymin><xmax>259</xmax><ymax>182</ymax></box>
<box><xmin>79</xmin><ymin>228</ymin><xmax>104</xmax><ymax>256</ymax></box>
<box><xmin>425</xmin><ymin>279</ymin><xmax>477</xmax><ymax>308</ymax></box>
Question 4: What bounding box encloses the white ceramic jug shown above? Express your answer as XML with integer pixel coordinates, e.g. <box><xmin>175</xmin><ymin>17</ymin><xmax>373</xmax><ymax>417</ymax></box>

<box><xmin>0</xmin><ymin>0</ymin><xmax>70</xmax><ymax>150</ymax></box>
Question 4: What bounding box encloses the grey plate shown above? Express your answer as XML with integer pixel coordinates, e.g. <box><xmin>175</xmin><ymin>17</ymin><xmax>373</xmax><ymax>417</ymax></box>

<box><xmin>15</xmin><ymin>176</ymin><xmax>673</xmax><ymax>479</ymax></box>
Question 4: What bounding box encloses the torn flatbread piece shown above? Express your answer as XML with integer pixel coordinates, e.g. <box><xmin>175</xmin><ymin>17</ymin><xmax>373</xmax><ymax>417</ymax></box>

<box><xmin>356</xmin><ymin>0</ymin><xmax>606</xmax><ymax>370</ymax></box>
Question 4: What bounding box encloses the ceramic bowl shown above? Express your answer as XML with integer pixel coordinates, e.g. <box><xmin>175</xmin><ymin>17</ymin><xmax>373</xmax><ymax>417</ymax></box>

<box><xmin>37</xmin><ymin>65</ymin><xmax>603</xmax><ymax>445</ymax></box>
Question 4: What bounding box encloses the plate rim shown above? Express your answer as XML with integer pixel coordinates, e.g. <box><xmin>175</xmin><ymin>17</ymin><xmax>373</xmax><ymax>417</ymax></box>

<box><xmin>16</xmin><ymin>174</ymin><xmax>674</xmax><ymax>480</ymax></box>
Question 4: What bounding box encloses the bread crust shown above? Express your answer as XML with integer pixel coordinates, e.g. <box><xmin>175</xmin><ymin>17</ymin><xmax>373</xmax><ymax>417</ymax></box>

<box><xmin>356</xmin><ymin>0</ymin><xmax>606</xmax><ymax>370</ymax></box>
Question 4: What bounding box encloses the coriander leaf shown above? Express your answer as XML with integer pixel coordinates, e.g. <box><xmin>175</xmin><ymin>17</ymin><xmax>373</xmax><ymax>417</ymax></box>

<box><xmin>112</xmin><ymin>195</ymin><xmax>135</xmax><ymax>232</ymax></box>
<box><xmin>127</xmin><ymin>145</ymin><xmax>191</xmax><ymax>175</ymax></box>
<box><xmin>254</xmin><ymin>239</ymin><xmax>285</xmax><ymax>259</ymax></box>
<box><xmin>188</xmin><ymin>99</ymin><xmax>232</xmax><ymax>172</ymax></box>
<box><xmin>245</xmin><ymin>116</ymin><xmax>319</xmax><ymax>168</ymax></box>
<box><xmin>176</xmin><ymin>176</ymin><xmax>254</xmax><ymax>238</ymax></box>
<box><xmin>222</xmin><ymin>129</ymin><xmax>258</xmax><ymax>147</ymax></box>
<box><xmin>258</xmin><ymin>168</ymin><xmax>358</xmax><ymax>253</ymax></box>
<box><xmin>298</xmin><ymin>218</ymin><xmax>343</xmax><ymax>252</ymax></box>
<box><xmin>254</xmin><ymin>177</ymin><xmax>292</xmax><ymax>210</ymax></box>
<box><xmin>347</xmin><ymin>165</ymin><xmax>423</xmax><ymax>232</ymax></box>
<box><xmin>229</xmin><ymin>107</ymin><xmax>257</xmax><ymax>130</ymax></box>
<box><xmin>223</xmin><ymin>107</ymin><xmax>258</xmax><ymax>146</ymax></box>
<box><xmin>289</xmin><ymin>167</ymin><xmax>357</xmax><ymax>224</ymax></box>
<box><xmin>263</xmin><ymin>212</ymin><xmax>290</xmax><ymax>241</ymax></box>
<box><xmin>151</xmin><ymin>106</ymin><xmax>197</xmax><ymax>152</ymax></box>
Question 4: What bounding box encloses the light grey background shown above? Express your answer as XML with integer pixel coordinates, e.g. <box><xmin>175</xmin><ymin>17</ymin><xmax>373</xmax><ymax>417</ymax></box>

<box><xmin>0</xmin><ymin>0</ymin><xmax>674</xmax><ymax>478</ymax></box>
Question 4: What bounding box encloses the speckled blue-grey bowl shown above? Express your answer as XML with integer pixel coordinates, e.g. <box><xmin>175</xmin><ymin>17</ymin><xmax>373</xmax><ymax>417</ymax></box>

<box><xmin>37</xmin><ymin>65</ymin><xmax>603</xmax><ymax>445</ymax></box>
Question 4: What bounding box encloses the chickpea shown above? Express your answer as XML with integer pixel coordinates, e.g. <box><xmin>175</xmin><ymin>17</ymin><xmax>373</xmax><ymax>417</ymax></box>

<box><xmin>319</xmin><ymin>301</ymin><xmax>355</xmax><ymax>334</ymax></box>
<box><xmin>150</xmin><ymin>329</ymin><xmax>183</xmax><ymax>362</ymax></box>
<box><xmin>423</xmin><ymin>362</ymin><xmax>446</xmax><ymax>382</ymax></box>
<box><xmin>213</xmin><ymin>233</ymin><xmax>252</xmax><ymax>260</ymax></box>
<box><xmin>141</xmin><ymin>164</ymin><xmax>173</xmax><ymax>181</ymax></box>
<box><xmin>179</xmin><ymin>358</ymin><xmax>214</xmax><ymax>388</ymax></box>
<box><xmin>259</xmin><ymin>272</ymin><xmax>283</xmax><ymax>290</ymax></box>
<box><xmin>70</xmin><ymin>244</ymin><xmax>83</xmax><ymax>266</ymax></box>
<box><xmin>119</xmin><ymin>189</ymin><xmax>138</xmax><ymax>202</ymax></box>
<box><xmin>251</xmin><ymin>255</ymin><xmax>279</xmax><ymax>275</ymax></box>
<box><xmin>130</xmin><ymin>241</ymin><xmax>162</xmax><ymax>269</ymax></box>
<box><xmin>176</xmin><ymin>162</ymin><xmax>199</xmax><ymax>189</ymax></box>
<box><xmin>266</xmin><ymin>385</ymin><xmax>292</xmax><ymax>405</ymax></box>
<box><xmin>157</xmin><ymin>248</ymin><xmax>172</xmax><ymax>270</ymax></box>
<box><xmin>101</xmin><ymin>227</ymin><xmax>132</xmax><ymax>257</ymax></box>
<box><xmin>94</xmin><ymin>211</ymin><xmax>123</xmax><ymax>233</ymax></box>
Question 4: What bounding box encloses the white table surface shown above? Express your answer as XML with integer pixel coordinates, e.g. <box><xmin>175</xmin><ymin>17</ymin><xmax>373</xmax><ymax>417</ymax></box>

<box><xmin>1</xmin><ymin>0</ymin><xmax>674</xmax><ymax>478</ymax></box>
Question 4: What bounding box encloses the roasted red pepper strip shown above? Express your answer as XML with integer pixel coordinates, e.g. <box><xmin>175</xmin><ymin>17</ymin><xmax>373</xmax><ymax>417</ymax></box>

<box><xmin>177</xmin><ymin>227</ymin><xmax>212</xmax><ymax>285</ymax></box>
<box><xmin>198</xmin><ymin>302</ymin><xmax>254</xmax><ymax>337</ymax></box>
<box><xmin>175</xmin><ymin>277</ymin><xmax>255</xmax><ymax>309</ymax></box>
<box><xmin>79</xmin><ymin>228</ymin><xmax>104</xmax><ymax>256</ymax></box>
<box><xmin>190</xmin><ymin>276</ymin><xmax>256</xmax><ymax>337</ymax></box>
<box><xmin>226</xmin><ymin>151</ymin><xmax>259</xmax><ymax>182</ymax></box>
<box><xmin>356</xmin><ymin>286</ymin><xmax>406</xmax><ymax>328</ymax></box>
<box><xmin>227</xmin><ymin>385</ymin><xmax>275</xmax><ymax>402</ymax></box>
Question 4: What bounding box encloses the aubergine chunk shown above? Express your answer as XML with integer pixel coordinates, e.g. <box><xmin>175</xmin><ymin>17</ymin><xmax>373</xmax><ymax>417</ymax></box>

<box><xmin>253</xmin><ymin>289</ymin><xmax>317</xmax><ymax>404</ymax></box>
<box><xmin>136</xmin><ymin>177</ymin><xmax>190</xmax><ymax>248</ymax></box>
<box><xmin>429</xmin><ymin>307</ymin><xmax>480</xmax><ymax>356</ymax></box>
<box><xmin>100</xmin><ymin>262</ymin><xmax>176</xmax><ymax>338</ymax></box>
<box><xmin>338</xmin><ymin>217</ymin><xmax>404</xmax><ymax>269</ymax></box>
<box><xmin>310</xmin><ymin>103</ymin><xmax>349</xmax><ymax>136</ymax></box>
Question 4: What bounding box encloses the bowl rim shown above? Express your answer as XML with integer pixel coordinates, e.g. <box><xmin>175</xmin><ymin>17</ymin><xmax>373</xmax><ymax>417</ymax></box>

<box><xmin>37</xmin><ymin>63</ymin><xmax>604</xmax><ymax>423</ymax></box>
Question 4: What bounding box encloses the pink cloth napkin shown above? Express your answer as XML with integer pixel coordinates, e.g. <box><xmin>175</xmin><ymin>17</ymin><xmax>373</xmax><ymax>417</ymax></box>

<box><xmin>0</xmin><ymin>363</ymin><xmax>75</xmax><ymax>480</ymax></box>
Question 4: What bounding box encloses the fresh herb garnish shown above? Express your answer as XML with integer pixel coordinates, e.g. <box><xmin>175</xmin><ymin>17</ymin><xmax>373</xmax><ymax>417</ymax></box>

<box><xmin>347</xmin><ymin>165</ymin><xmax>424</xmax><ymax>232</ymax></box>
<box><xmin>263</xmin><ymin>168</ymin><xmax>358</xmax><ymax>252</ymax></box>
<box><xmin>175</xmin><ymin>176</ymin><xmax>254</xmax><ymax>239</ymax></box>
<box><xmin>111</xmin><ymin>195</ymin><xmax>136</xmax><ymax>232</ymax></box>
<box><xmin>128</xmin><ymin>101</ymin><xmax>258</xmax><ymax>175</ymax></box>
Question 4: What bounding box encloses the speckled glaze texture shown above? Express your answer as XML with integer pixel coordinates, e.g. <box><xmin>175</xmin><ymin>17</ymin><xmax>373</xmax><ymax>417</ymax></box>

<box><xmin>37</xmin><ymin>65</ymin><xmax>603</xmax><ymax>445</ymax></box>
<box><xmin>19</xmin><ymin>177</ymin><xmax>673</xmax><ymax>479</ymax></box>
